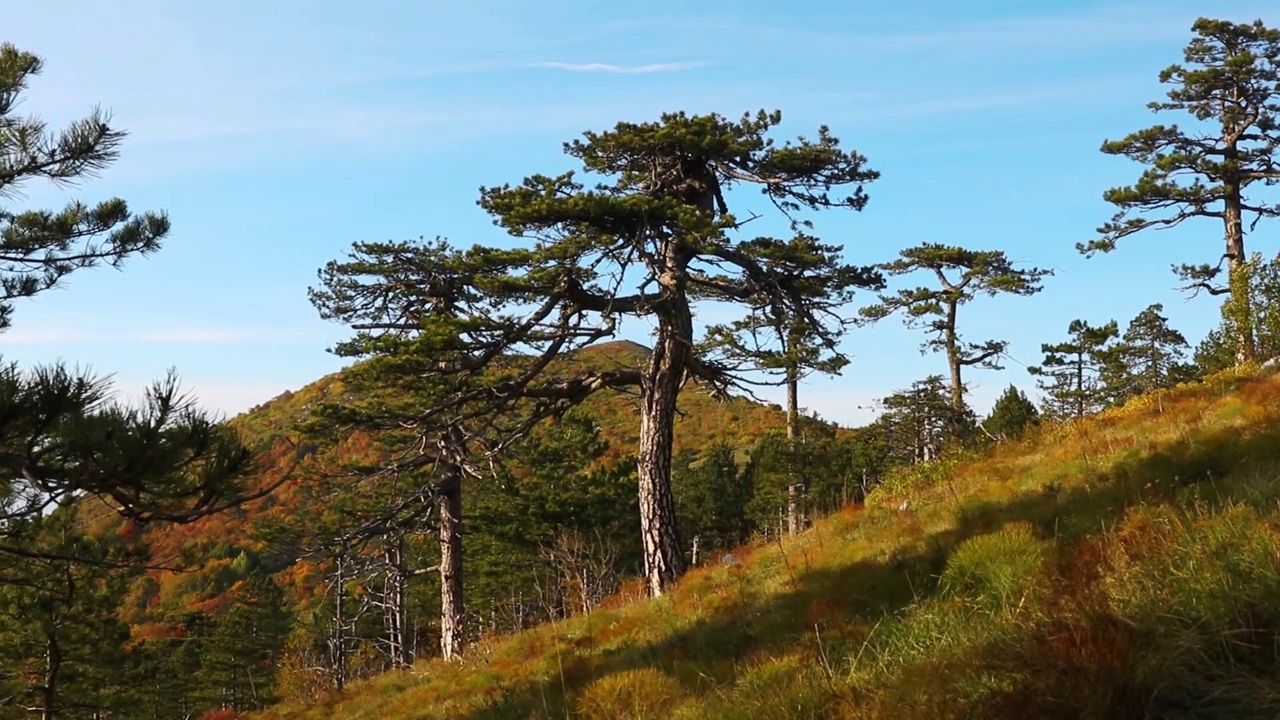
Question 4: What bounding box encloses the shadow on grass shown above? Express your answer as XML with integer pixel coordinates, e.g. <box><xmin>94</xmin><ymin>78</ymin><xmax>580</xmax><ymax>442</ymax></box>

<box><xmin>446</xmin><ymin>414</ymin><xmax>1280</xmax><ymax>719</ymax></box>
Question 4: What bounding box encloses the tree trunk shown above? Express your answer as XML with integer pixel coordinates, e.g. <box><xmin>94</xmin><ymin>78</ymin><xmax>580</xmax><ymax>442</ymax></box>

<box><xmin>636</xmin><ymin>296</ymin><xmax>689</xmax><ymax>597</ymax></box>
<box><xmin>945</xmin><ymin>301</ymin><xmax>964</xmax><ymax>412</ymax></box>
<box><xmin>1075</xmin><ymin>352</ymin><xmax>1086</xmax><ymax>419</ymax></box>
<box><xmin>785</xmin><ymin>367</ymin><xmax>801</xmax><ymax>537</ymax></box>
<box><xmin>383</xmin><ymin>537</ymin><xmax>409</xmax><ymax>669</ymax></box>
<box><xmin>42</xmin><ymin>633</ymin><xmax>60</xmax><ymax>720</ymax></box>
<box><xmin>437</xmin><ymin>460</ymin><xmax>465</xmax><ymax>661</ymax></box>
<box><xmin>1224</xmin><ymin>152</ymin><xmax>1256</xmax><ymax>365</ymax></box>
<box><xmin>329</xmin><ymin>555</ymin><xmax>347</xmax><ymax>693</ymax></box>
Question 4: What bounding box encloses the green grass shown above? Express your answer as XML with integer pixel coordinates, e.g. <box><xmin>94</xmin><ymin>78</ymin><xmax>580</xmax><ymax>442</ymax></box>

<box><xmin>256</xmin><ymin>366</ymin><xmax>1280</xmax><ymax>719</ymax></box>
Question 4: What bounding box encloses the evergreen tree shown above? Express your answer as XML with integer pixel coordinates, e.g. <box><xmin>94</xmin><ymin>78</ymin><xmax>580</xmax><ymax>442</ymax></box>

<box><xmin>197</xmin><ymin>576</ymin><xmax>291</xmax><ymax>713</ymax></box>
<box><xmin>0</xmin><ymin>511</ymin><xmax>137</xmax><ymax>720</ymax></box>
<box><xmin>875</xmin><ymin>376</ymin><xmax>970</xmax><ymax>465</ymax></box>
<box><xmin>312</xmin><ymin>109</ymin><xmax>879</xmax><ymax>597</ymax></box>
<box><xmin>836</xmin><ymin>424</ymin><xmax>894</xmax><ymax>502</ymax></box>
<box><xmin>1100</xmin><ymin>303</ymin><xmax>1194</xmax><ymax>405</ymax></box>
<box><xmin>0</xmin><ymin>43</ymin><xmax>169</xmax><ymax>329</ymax></box>
<box><xmin>859</xmin><ymin>244</ymin><xmax>1050</xmax><ymax>414</ymax></box>
<box><xmin>701</xmin><ymin>234</ymin><xmax>882</xmax><ymax>536</ymax></box>
<box><xmin>469</xmin><ymin>413</ymin><xmax>638</xmax><ymax>626</ymax></box>
<box><xmin>983</xmin><ymin>384</ymin><xmax>1040</xmax><ymax>442</ymax></box>
<box><xmin>125</xmin><ymin>618</ymin><xmax>211</xmax><ymax>720</ymax></box>
<box><xmin>1082</xmin><ymin>18</ymin><xmax>1280</xmax><ymax>364</ymax></box>
<box><xmin>0</xmin><ymin>43</ymin><xmax>263</xmax><ymax>570</ymax></box>
<box><xmin>674</xmin><ymin>442</ymin><xmax>752</xmax><ymax>556</ymax></box>
<box><xmin>1029</xmin><ymin>319</ymin><xmax>1119</xmax><ymax>419</ymax></box>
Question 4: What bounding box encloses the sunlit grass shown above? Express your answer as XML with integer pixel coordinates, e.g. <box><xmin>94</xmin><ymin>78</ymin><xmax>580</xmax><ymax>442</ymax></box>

<box><xmin>256</xmin><ymin>366</ymin><xmax>1280</xmax><ymax>720</ymax></box>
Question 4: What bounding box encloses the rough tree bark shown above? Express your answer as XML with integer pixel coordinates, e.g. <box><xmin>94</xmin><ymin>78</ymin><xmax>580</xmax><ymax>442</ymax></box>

<box><xmin>1224</xmin><ymin>178</ymin><xmax>1256</xmax><ymax>364</ymax></box>
<box><xmin>944</xmin><ymin>300</ymin><xmax>964</xmax><ymax>412</ymax></box>
<box><xmin>436</xmin><ymin>457</ymin><xmax>465</xmax><ymax>661</ymax></box>
<box><xmin>636</xmin><ymin>261</ymin><xmax>690</xmax><ymax>597</ymax></box>
<box><xmin>328</xmin><ymin>554</ymin><xmax>348</xmax><ymax>693</ymax></box>
<box><xmin>41</xmin><ymin>634</ymin><xmax>60</xmax><ymax>720</ymax></box>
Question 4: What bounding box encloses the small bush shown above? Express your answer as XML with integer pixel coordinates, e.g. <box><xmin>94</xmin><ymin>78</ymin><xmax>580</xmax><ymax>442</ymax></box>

<box><xmin>574</xmin><ymin>667</ymin><xmax>686</xmax><ymax>720</ymax></box>
<box><xmin>940</xmin><ymin>522</ymin><xmax>1052</xmax><ymax>612</ymax></box>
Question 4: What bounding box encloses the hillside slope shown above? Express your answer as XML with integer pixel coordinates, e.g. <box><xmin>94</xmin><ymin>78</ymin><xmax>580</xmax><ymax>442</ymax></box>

<box><xmin>119</xmin><ymin>340</ymin><xmax>803</xmax><ymax>641</ymax></box>
<box><xmin>257</xmin><ymin>366</ymin><xmax>1280</xmax><ymax>720</ymax></box>
<box><xmin>230</xmin><ymin>340</ymin><xmax>794</xmax><ymax>457</ymax></box>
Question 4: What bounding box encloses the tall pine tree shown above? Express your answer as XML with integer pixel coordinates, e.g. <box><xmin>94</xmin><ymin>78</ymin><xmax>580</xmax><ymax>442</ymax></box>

<box><xmin>859</xmin><ymin>243</ymin><xmax>1050</xmax><ymax>414</ymax></box>
<box><xmin>1099</xmin><ymin>303</ymin><xmax>1194</xmax><ymax>405</ymax></box>
<box><xmin>1082</xmin><ymin>18</ymin><xmax>1280</xmax><ymax>364</ymax></box>
<box><xmin>313</xmin><ymin>110</ymin><xmax>879</xmax><ymax>597</ymax></box>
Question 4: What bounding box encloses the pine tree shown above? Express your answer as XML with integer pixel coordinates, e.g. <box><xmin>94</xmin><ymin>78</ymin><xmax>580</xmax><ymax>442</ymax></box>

<box><xmin>983</xmin><ymin>385</ymin><xmax>1040</xmax><ymax>442</ymax></box>
<box><xmin>469</xmin><ymin>414</ymin><xmax>638</xmax><ymax>626</ymax></box>
<box><xmin>701</xmin><ymin>234</ymin><xmax>882</xmax><ymax>536</ymax></box>
<box><xmin>1100</xmin><ymin>303</ymin><xmax>1194</xmax><ymax>405</ymax></box>
<box><xmin>1029</xmin><ymin>319</ymin><xmax>1119</xmax><ymax>419</ymax></box>
<box><xmin>875</xmin><ymin>376</ymin><xmax>969</xmax><ymax>465</ymax></box>
<box><xmin>1082</xmin><ymin>18</ymin><xmax>1280</xmax><ymax>364</ymax></box>
<box><xmin>674</xmin><ymin>442</ymin><xmax>752</xmax><ymax>555</ymax></box>
<box><xmin>312</xmin><ymin>109</ymin><xmax>879</xmax><ymax>597</ymax></box>
<box><xmin>197</xmin><ymin>576</ymin><xmax>291</xmax><ymax>713</ymax></box>
<box><xmin>859</xmin><ymin>244</ymin><xmax>1050</xmax><ymax>415</ymax></box>
<box><xmin>0</xmin><ymin>511</ymin><xmax>137</xmax><ymax>720</ymax></box>
<box><xmin>0</xmin><ymin>43</ymin><xmax>169</xmax><ymax>329</ymax></box>
<box><xmin>0</xmin><ymin>43</ymin><xmax>264</xmax><ymax>569</ymax></box>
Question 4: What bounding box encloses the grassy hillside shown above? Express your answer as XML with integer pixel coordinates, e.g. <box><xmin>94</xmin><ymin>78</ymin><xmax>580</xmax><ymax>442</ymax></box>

<box><xmin>257</xmin><ymin>365</ymin><xmax>1280</xmax><ymax>719</ymax></box>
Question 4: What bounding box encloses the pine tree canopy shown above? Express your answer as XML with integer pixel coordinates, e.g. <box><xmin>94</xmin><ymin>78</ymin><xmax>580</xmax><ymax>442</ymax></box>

<box><xmin>0</xmin><ymin>43</ymin><xmax>264</xmax><ymax>567</ymax></box>
<box><xmin>0</xmin><ymin>43</ymin><xmax>170</xmax><ymax>332</ymax></box>
<box><xmin>311</xmin><ymin>108</ymin><xmax>880</xmax><ymax>596</ymax></box>
<box><xmin>859</xmin><ymin>243</ymin><xmax>1050</xmax><ymax>410</ymax></box>
<box><xmin>1082</xmin><ymin>17</ymin><xmax>1280</xmax><ymax>362</ymax></box>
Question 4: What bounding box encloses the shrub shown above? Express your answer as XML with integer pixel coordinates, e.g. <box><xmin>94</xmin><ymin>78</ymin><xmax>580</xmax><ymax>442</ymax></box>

<box><xmin>940</xmin><ymin>522</ymin><xmax>1052</xmax><ymax>612</ymax></box>
<box><xmin>574</xmin><ymin>667</ymin><xmax>686</xmax><ymax>720</ymax></box>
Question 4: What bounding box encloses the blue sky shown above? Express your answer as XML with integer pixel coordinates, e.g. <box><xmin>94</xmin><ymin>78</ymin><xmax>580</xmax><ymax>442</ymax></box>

<box><xmin>5</xmin><ymin>0</ymin><xmax>1277</xmax><ymax>426</ymax></box>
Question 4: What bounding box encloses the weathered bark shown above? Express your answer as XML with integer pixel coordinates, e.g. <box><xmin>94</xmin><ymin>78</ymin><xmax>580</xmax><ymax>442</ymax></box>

<box><xmin>944</xmin><ymin>300</ymin><xmax>964</xmax><ymax>412</ymax></box>
<box><xmin>328</xmin><ymin>555</ymin><xmax>348</xmax><ymax>692</ymax></box>
<box><xmin>437</xmin><ymin>461</ymin><xmax>464</xmax><ymax>661</ymax></box>
<box><xmin>42</xmin><ymin>633</ymin><xmax>60</xmax><ymax>720</ymax></box>
<box><xmin>1224</xmin><ymin>180</ymin><xmax>1256</xmax><ymax>364</ymax></box>
<box><xmin>785</xmin><ymin>367</ymin><xmax>801</xmax><ymax>537</ymax></box>
<box><xmin>382</xmin><ymin>537</ymin><xmax>410</xmax><ymax>669</ymax></box>
<box><xmin>636</xmin><ymin>286</ymin><xmax>690</xmax><ymax>597</ymax></box>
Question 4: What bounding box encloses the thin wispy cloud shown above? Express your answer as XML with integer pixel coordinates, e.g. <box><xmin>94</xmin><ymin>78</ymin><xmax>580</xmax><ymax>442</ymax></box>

<box><xmin>531</xmin><ymin>61</ymin><xmax>706</xmax><ymax>74</ymax></box>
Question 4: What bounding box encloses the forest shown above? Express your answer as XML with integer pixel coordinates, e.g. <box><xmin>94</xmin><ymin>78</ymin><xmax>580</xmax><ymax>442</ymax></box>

<box><xmin>1</xmin><ymin>15</ymin><xmax>1279</xmax><ymax>720</ymax></box>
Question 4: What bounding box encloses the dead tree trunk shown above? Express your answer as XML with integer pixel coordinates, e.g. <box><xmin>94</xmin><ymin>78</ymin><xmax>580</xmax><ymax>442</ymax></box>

<box><xmin>327</xmin><ymin>554</ymin><xmax>349</xmax><ymax>692</ymax></box>
<box><xmin>381</xmin><ymin>537</ymin><xmax>410</xmax><ymax>669</ymax></box>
